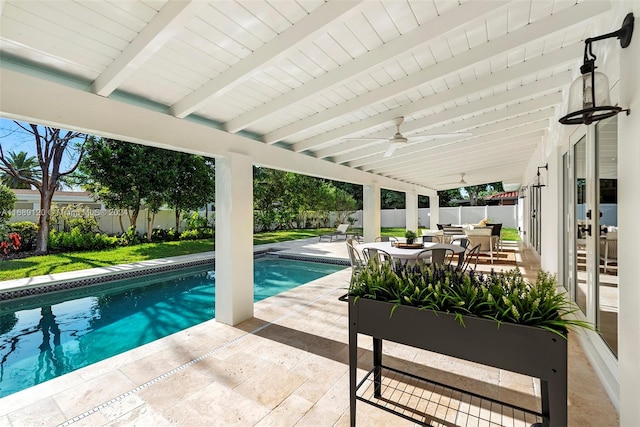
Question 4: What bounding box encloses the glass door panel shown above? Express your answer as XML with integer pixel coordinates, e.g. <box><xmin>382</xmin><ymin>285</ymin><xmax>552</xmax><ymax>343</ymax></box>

<box><xmin>596</xmin><ymin>116</ymin><xmax>618</xmax><ymax>356</ymax></box>
<box><xmin>574</xmin><ymin>137</ymin><xmax>587</xmax><ymax>314</ymax></box>
<box><xmin>563</xmin><ymin>153</ymin><xmax>571</xmax><ymax>292</ymax></box>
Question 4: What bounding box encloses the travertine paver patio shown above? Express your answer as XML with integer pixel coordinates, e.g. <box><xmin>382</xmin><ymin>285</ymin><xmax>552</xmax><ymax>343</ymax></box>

<box><xmin>0</xmin><ymin>238</ymin><xmax>617</xmax><ymax>426</ymax></box>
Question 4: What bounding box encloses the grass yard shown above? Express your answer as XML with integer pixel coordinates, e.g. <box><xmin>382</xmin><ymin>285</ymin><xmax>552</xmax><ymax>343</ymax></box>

<box><xmin>0</xmin><ymin>227</ymin><xmax>520</xmax><ymax>281</ymax></box>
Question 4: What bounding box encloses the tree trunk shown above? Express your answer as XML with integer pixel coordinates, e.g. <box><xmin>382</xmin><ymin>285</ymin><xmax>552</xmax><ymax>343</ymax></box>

<box><xmin>175</xmin><ymin>209</ymin><xmax>181</xmax><ymax>233</ymax></box>
<box><xmin>128</xmin><ymin>207</ymin><xmax>139</xmax><ymax>232</ymax></box>
<box><xmin>35</xmin><ymin>189</ymin><xmax>54</xmax><ymax>254</ymax></box>
<box><xmin>118</xmin><ymin>214</ymin><xmax>125</xmax><ymax>234</ymax></box>
<box><xmin>147</xmin><ymin>211</ymin><xmax>156</xmax><ymax>242</ymax></box>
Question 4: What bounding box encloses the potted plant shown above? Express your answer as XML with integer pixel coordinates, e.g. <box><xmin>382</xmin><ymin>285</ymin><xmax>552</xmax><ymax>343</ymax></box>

<box><xmin>404</xmin><ymin>229</ymin><xmax>417</xmax><ymax>244</ymax></box>
<box><xmin>346</xmin><ymin>262</ymin><xmax>591</xmax><ymax>427</ymax></box>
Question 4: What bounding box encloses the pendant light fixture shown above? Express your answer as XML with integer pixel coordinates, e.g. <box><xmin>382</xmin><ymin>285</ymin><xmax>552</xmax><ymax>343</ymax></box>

<box><xmin>559</xmin><ymin>13</ymin><xmax>634</xmax><ymax>125</ymax></box>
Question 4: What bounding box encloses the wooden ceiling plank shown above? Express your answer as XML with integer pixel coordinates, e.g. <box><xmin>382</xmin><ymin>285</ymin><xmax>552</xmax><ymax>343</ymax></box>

<box><xmin>170</xmin><ymin>0</ymin><xmax>363</xmax><ymax>119</ymax></box>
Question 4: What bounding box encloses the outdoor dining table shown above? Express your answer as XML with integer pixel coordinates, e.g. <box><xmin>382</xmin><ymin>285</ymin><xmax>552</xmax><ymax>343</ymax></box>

<box><xmin>357</xmin><ymin>241</ymin><xmax>465</xmax><ymax>263</ymax></box>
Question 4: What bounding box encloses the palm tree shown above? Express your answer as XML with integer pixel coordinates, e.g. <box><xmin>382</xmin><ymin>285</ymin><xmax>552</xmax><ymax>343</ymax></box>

<box><xmin>0</xmin><ymin>151</ymin><xmax>41</xmax><ymax>189</ymax></box>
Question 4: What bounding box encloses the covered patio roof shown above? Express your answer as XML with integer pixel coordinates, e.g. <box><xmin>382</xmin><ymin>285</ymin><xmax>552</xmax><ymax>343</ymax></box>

<box><xmin>0</xmin><ymin>0</ymin><xmax>611</xmax><ymax>192</ymax></box>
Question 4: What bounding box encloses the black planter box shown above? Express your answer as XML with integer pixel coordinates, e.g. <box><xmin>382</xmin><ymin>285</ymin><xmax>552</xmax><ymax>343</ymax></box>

<box><xmin>348</xmin><ymin>296</ymin><xmax>567</xmax><ymax>426</ymax></box>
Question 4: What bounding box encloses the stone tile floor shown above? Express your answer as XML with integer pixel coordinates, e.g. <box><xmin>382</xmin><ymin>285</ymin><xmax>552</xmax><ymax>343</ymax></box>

<box><xmin>0</xmin><ymin>238</ymin><xmax>618</xmax><ymax>426</ymax></box>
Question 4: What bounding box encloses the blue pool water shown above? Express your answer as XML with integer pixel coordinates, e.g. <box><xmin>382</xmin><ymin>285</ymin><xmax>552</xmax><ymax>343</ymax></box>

<box><xmin>0</xmin><ymin>257</ymin><xmax>344</xmax><ymax>398</ymax></box>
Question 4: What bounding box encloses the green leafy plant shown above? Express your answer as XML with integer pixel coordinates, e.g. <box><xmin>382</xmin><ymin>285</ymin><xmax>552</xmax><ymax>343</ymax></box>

<box><xmin>348</xmin><ymin>262</ymin><xmax>592</xmax><ymax>338</ymax></box>
<box><xmin>404</xmin><ymin>230</ymin><xmax>417</xmax><ymax>243</ymax></box>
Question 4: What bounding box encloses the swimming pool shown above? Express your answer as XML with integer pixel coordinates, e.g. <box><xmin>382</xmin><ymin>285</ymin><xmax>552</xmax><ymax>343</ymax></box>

<box><xmin>0</xmin><ymin>256</ymin><xmax>345</xmax><ymax>398</ymax></box>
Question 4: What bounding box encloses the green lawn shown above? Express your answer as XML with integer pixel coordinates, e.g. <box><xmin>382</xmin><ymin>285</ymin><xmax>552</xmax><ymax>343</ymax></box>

<box><xmin>381</xmin><ymin>227</ymin><xmax>520</xmax><ymax>241</ymax></box>
<box><xmin>0</xmin><ymin>227</ymin><xmax>520</xmax><ymax>281</ymax></box>
<box><xmin>0</xmin><ymin>229</ymin><xmax>334</xmax><ymax>281</ymax></box>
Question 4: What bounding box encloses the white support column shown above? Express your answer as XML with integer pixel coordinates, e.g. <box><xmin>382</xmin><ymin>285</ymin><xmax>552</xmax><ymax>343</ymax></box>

<box><xmin>429</xmin><ymin>195</ymin><xmax>440</xmax><ymax>230</ymax></box>
<box><xmin>215</xmin><ymin>153</ymin><xmax>254</xmax><ymax>326</ymax></box>
<box><xmin>618</xmin><ymin>1</ymin><xmax>640</xmax><ymax>422</ymax></box>
<box><xmin>363</xmin><ymin>184</ymin><xmax>381</xmax><ymax>242</ymax></box>
<box><xmin>405</xmin><ymin>192</ymin><xmax>419</xmax><ymax>232</ymax></box>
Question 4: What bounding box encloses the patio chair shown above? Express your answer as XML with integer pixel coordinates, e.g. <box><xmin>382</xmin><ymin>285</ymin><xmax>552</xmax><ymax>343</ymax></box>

<box><xmin>414</xmin><ymin>248</ymin><xmax>452</xmax><ymax>266</ymax></box>
<box><xmin>421</xmin><ymin>235</ymin><xmax>441</xmax><ymax>243</ymax></box>
<box><xmin>486</xmin><ymin>223</ymin><xmax>503</xmax><ymax>254</ymax></box>
<box><xmin>319</xmin><ymin>223</ymin><xmax>350</xmax><ymax>242</ymax></box>
<box><xmin>459</xmin><ymin>244</ymin><xmax>481</xmax><ymax>272</ymax></box>
<box><xmin>362</xmin><ymin>247</ymin><xmax>393</xmax><ymax>266</ymax></box>
<box><xmin>346</xmin><ymin>238</ymin><xmax>366</xmax><ymax>283</ymax></box>
<box><xmin>375</xmin><ymin>236</ymin><xmax>399</xmax><ymax>242</ymax></box>
<box><xmin>599</xmin><ymin>232</ymin><xmax>618</xmax><ymax>273</ymax></box>
<box><xmin>464</xmin><ymin>228</ymin><xmax>494</xmax><ymax>264</ymax></box>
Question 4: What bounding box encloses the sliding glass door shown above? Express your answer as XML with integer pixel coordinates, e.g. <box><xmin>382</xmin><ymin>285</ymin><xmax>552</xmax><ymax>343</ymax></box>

<box><xmin>566</xmin><ymin>116</ymin><xmax>618</xmax><ymax>358</ymax></box>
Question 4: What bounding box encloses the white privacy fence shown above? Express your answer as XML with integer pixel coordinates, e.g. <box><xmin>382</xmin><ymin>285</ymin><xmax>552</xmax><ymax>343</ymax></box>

<box><xmin>347</xmin><ymin>205</ymin><xmax>519</xmax><ymax>229</ymax></box>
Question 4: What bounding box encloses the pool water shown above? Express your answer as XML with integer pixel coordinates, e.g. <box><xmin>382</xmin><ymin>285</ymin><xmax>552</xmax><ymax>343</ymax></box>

<box><xmin>0</xmin><ymin>257</ymin><xmax>344</xmax><ymax>398</ymax></box>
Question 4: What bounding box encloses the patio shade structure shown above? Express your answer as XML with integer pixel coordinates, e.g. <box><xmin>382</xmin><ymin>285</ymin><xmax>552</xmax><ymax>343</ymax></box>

<box><xmin>1</xmin><ymin>1</ymin><xmax>640</xmax><ymax>424</ymax></box>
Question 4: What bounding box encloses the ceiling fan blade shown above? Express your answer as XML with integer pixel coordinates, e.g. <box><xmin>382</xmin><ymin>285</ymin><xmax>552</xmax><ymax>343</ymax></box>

<box><xmin>410</xmin><ymin>132</ymin><xmax>473</xmax><ymax>140</ymax></box>
<box><xmin>383</xmin><ymin>145</ymin><xmax>397</xmax><ymax>157</ymax></box>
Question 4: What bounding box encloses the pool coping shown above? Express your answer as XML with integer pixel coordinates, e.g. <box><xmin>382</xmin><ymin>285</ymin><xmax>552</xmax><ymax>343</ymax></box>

<box><xmin>0</xmin><ymin>244</ymin><xmax>349</xmax><ymax>300</ymax></box>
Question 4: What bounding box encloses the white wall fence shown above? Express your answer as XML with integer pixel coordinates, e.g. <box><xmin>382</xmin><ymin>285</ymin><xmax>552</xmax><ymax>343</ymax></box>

<box><xmin>348</xmin><ymin>205</ymin><xmax>518</xmax><ymax>229</ymax></box>
<box><xmin>10</xmin><ymin>205</ymin><xmax>518</xmax><ymax>234</ymax></box>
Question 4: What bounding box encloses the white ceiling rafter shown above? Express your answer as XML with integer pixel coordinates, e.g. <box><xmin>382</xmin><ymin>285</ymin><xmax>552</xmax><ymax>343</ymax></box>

<box><xmin>300</xmin><ymin>60</ymin><xmax>568</xmax><ymax>159</ymax></box>
<box><xmin>365</xmin><ymin>124</ymin><xmax>548</xmax><ymax>175</ymax></box>
<box><xmin>344</xmin><ymin>112</ymin><xmax>552</xmax><ymax>170</ymax></box>
<box><xmin>91</xmin><ymin>1</ymin><xmax>205</xmax><ymax>97</ymax></box>
<box><xmin>170</xmin><ymin>0</ymin><xmax>364</xmax><ymax>119</ymax></box>
<box><xmin>224</xmin><ymin>0</ymin><xmax>509</xmax><ymax>134</ymax></box>
<box><xmin>387</xmin><ymin>137</ymin><xmax>542</xmax><ymax>180</ymax></box>
<box><xmin>266</xmin><ymin>0</ymin><xmax>609</xmax><ymax>146</ymax></box>
<box><xmin>314</xmin><ymin>87</ymin><xmax>563</xmax><ymax>160</ymax></box>
<box><xmin>0</xmin><ymin>0</ymin><xmax>615</xmax><ymax>193</ymax></box>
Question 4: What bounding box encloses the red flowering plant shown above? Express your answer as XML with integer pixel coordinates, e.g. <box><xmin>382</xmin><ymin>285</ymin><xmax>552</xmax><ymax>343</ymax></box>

<box><xmin>0</xmin><ymin>232</ymin><xmax>21</xmax><ymax>255</ymax></box>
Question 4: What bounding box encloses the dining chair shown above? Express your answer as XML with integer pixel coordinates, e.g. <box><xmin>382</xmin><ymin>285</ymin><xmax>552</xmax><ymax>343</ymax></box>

<box><xmin>362</xmin><ymin>247</ymin><xmax>393</xmax><ymax>266</ymax></box>
<box><xmin>375</xmin><ymin>236</ymin><xmax>398</xmax><ymax>242</ymax></box>
<box><xmin>421</xmin><ymin>235</ymin><xmax>441</xmax><ymax>243</ymax></box>
<box><xmin>346</xmin><ymin>238</ymin><xmax>366</xmax><ymax>283</ymax></box>
<box><xmin>414</xmin><ymin>248</ymin><xmax>452</xmax><ymax>266</ymax></box>
<box><xmin>459</xmin><ymin>244</ymin><xmax>481</xmax><ymax>272</ymax></box>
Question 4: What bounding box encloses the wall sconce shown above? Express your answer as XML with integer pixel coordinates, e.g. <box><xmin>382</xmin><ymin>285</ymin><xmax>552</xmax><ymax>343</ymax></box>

<box><xmin>559</xmin><ymin>13</ymin><xmax>634</xmax><ymax>125</ymax></box>
<box><xmin>532</xmin><ymin>164</ymin><xmax>548</xmax><ymax>188</ymax></box>
<box><xmin>519</xmin><ymin>185</ymin><xmax>528</xmax><ymax>199</ymax></box>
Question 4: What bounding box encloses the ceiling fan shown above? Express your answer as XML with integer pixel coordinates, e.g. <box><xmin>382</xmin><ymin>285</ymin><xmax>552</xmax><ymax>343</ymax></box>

<box><xmin>439</xmin><ymin>173</ymin><xmax>469</xmax><ymax>187</ymax></box>
<box><xmin>347</xmin><ymin>117</ymin><xmax>472</xmax><ymax>157</ymax></box>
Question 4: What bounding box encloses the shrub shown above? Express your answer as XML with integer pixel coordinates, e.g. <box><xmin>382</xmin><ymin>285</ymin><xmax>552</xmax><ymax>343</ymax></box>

<box><xmin>0</xmin><ymin>232</ymin><xmax>21</xmax><ymax>255</ymax></box>
<box><xmin>49</xmin><ymin>228</ymin><xmax>119</xmax><ymax>251</ymax></box>
<box><xmin>9</xmin><ymin>221</ymin><xmax>38</xmax><ymax>251</ymax></box>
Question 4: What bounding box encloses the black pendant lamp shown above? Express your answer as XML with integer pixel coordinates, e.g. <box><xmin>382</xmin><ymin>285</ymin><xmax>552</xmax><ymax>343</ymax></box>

<box><xmin>559</xmin><ymin>13</ymin><xmax>634</xmax><ymax>125</ymax></box>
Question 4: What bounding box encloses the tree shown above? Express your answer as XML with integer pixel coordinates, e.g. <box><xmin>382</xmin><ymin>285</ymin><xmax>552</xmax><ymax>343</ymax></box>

<box><xmin>0</xmin><ymin>151</ymin><xmax>41</xmax><ymax>189</ymax></box>
<box><xmin>77</xmin><ymin>138</ymin><xmax>147</xmax><ymax>233</ymax></box>
<box><xmin>437</xmin><ymin>188</ymin><xmax>462</xmax><ymax>207</ymax></box>
<box><xmin>164</xmin><ymin>153</ymin><xmax>215</xmax><ymax>232</ymax></box>
<box><xmin>0</xmin><ymin>184</ymin><xmax>17</xmax><ymax>230</ymax></box>
<box><xmin>462</xmin><ymin>181</ymin><xmax>504</xmax><ymax>206</ymax></box>
<box><xmin>0</xmin><ymin>123</ymin><xmax>87</xmax><ymax>254</ymax></box>
<box><xmin>78</xmin><ymin>138</ymin><xmax>195</xmax><ymax>239</ymax></box>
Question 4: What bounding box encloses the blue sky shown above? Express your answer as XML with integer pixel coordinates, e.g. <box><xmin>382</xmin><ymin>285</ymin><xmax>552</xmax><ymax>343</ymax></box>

<box><xmin>0</xmin><ymin>118</ymin><xmax>84</xmax><ymax>172</ymax></box>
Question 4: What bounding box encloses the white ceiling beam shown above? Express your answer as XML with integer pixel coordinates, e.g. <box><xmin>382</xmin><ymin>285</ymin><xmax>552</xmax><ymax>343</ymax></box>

<box><xmin>315</xmin><ymin>89</ymin><xmax>563</xmax><ymax>160</ymax></box>
<box><xmin>293</xmin><ymin>43</ymin><xmax>578</xmax><ymax>154</ymax></box>
<box><xmin>91</xmin><ymin>1</ymin><xmax>204</xmax><ymax>97</ymax></box>
<box><xmin>224</xmin><ymin>1</ymin><xmax>509</xmax><ymax>133</ymax></box>
<box><xmin>337</xmin><ymin>107</ymin><xmax>555</xmax><ymax>167</ymax></box>
<box><xmin>396</xmin><ymin>140</ymin><xmax>540</xmax><ymax>182</ymax></box>
<box><xmin>367</xmin><ymin>126</ymin><xmax>547</xmax><ymax>174</ymax></box>
<box><xmin>1</xmin><ymin>68</ymin><xmax>436</xmax><ymax>196</ymax></box>
<box><xmin>268</xmin><ymin>0</ymin><xmax>609</xmax><ymax>145</ymax></box>
<box><xmin>332</xmin><ymin>77</ymin><xmax>570</xmax><ymax>167</ymax></box>
<box><xmin>170</xmin><ymin>0</ymin><xmax>363</xmax><ymax>119</ymax></box>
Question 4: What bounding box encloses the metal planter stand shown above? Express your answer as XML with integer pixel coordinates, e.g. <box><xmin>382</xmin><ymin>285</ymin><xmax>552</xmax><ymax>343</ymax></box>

<box><xmin>348</xmin><ymin>297</ymin><xmax>567</xmax><ymax>427</ymax></box>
